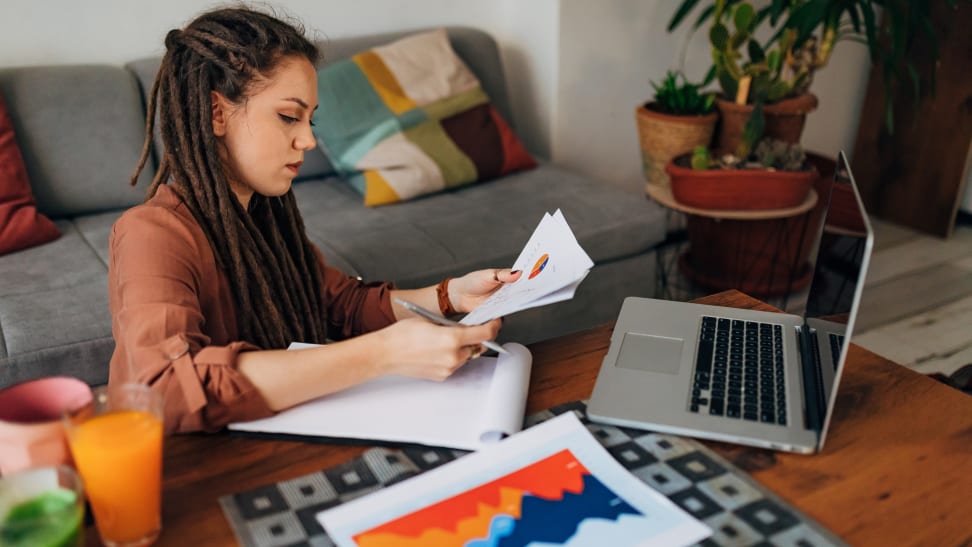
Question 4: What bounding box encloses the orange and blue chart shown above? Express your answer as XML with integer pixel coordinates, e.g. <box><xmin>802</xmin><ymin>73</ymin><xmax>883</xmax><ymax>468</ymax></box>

<box><xmin>317</xmin><ymin>413</ymin><xmax>709</xmax><ymax>547</ymax></box>
<box><xmin>354</xmin><ymin>450</ymin><xmax>645</xmax><ymax>546</ymax></box>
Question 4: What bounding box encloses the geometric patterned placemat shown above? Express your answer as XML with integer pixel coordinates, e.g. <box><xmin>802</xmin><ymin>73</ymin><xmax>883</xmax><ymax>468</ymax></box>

<box><xmin>219</xmin><ymin>400</ymin><xmax>846</xmax><ymax>547</ymax></box>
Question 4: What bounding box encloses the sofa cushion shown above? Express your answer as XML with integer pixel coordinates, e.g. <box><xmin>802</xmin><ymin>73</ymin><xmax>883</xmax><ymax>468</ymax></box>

<box><xmin>0</xmin><ymin>218</ymin><xmax>113</xmax><ymax>386</ymax></box>
<box><xmin>313</xmin><ymin>28</ymin><xmax>535</xmax><ymax>206</ymax></box>
<box><xmin>0</xmin><ymin>65</ymin><xmax>154</xmax><ymax>219</ymax></box>
<box><xmin>0</xmin><ymin>95</ymin><xmax>60</xmax><ymax>256</ymax></box>
<box><xmin>126</xmin><ymin>27</ymin><xmax>516</xmax><ymax>187</ymax></box>
<box><xmin>318</xmin><ymin>28</ymin><xmax>516</xmax><ymax>133</ymax></box>
<box><xmin>72</xmin><ymin>211</ymin><xmax>124</xmax><ymax>267</ymax></box>
<box><xmin>291</xmin><ymin>164</ymin><xmax>667</xmax><ymax>287</ymax></box>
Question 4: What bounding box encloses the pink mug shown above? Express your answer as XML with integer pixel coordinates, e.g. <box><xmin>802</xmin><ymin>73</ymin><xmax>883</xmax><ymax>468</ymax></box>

<box><xmin>0</xmin><ymin>376</ymin><xmax>92</xmax><ymax>475</ymax></box>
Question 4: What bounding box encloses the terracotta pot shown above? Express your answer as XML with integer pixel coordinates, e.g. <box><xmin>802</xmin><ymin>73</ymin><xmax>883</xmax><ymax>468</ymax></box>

<box><xmin>676</xmin><ymin>151</ymin><xmax>832</xmax><ymax>298</ymax></box>
<box><xmin>666</xmin><ymin>154</ymin><xmax>818</xmax><ymax>210</ymax></box>
<box><xmin>635</xmin><ymin>103</ymin><xmax>717</xmax><ymax>189</ymax></box>
<box><xmin>714</xmin><ymin>93</ymin><xmax>818</xmax><ymax>155</ymax></box>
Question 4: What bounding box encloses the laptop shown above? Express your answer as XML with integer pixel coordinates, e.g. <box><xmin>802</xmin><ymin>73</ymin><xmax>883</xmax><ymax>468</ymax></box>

<box><xmin>588</xmin><ymin>151</ymin><xmax>873</xmax><ymax>453</ymax></box>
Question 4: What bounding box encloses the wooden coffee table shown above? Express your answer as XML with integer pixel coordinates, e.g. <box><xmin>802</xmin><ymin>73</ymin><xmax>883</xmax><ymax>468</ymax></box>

<box><xmin>93</xmin><ymin>290</ymin><xmax>972</xmax><ymax>546</ymax></box>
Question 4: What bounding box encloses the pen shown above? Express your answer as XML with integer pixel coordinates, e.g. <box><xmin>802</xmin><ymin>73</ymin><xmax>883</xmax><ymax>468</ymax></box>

<box><xmin>393</xmin><ymin>297</ymin><xmax>509</xmax><ymax>355</ymax></box>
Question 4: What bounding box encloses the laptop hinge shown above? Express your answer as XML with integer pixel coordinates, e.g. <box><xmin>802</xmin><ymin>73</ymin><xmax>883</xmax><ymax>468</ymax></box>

<box><xmin>796</xmin><ymin>326</ymin><xmax>826</xmax><ymax>433</ymax></box>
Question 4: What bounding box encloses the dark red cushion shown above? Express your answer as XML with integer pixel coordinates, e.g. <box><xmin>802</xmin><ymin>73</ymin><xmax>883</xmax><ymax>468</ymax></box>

<box><xmin>0</xmin><ymin>94</ymin><xmax>60</xmax><ymax>256</ymax></box>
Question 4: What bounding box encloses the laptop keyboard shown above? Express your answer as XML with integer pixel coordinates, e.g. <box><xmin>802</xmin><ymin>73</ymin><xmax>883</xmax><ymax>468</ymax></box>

<box><xmin>690</xmin><ymin>316</ymin><xmax>787</xmax><ymax>425</ymax></box>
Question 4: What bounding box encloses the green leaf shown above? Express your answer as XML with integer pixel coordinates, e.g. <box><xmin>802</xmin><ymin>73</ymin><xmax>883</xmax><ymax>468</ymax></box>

<box><xmin>749</xmin><ymin>75</ymin><xmax>771</xmax><ymax>104</ymax></box>
<box><xmin>710</xmin><ymin>23</ymin><xmax>729</xmax><ymax>50</ymax></box>
<box><xmin>693</xmin><ymin>5</ymin><xmax>716</xmax><ymax>30</ymax></box>
<box><xmin>730</xmin><ymin>31</ymin><xmax>749</xmax><ymax>50</ymax></box>
<box><xmin>767</xmin><ymin>80</ymin><xmax>792</xmax><ymax>102</ymax></box>
<box><xmin>791</xmin><ymin>71</ymin><xmax>811</xmax><ymax>93</ymax></box>
<box><xmin>766</xmin><ymin>49</ymin><xmax>781</xmax><ymax>72</ymax></box>
<box><xmin>753</xmin><ymin>5</ymin><xmax>772</xmax><ymax>28</ymax></box>
<box><xmin>737</xmin><ymin>101</ymin><xmax>765</xmax><ymax>158</ymax></box>
<box><xmin>889</xmin><ymin>6</ymin><xmax>907</xmax><ymax>62</ymax></box>
<box><xmin>691</xmin><ymin>146</ymin><xmax>712</xmax><ymax>170</ymax></box>
<box><xmin>733</xmin><ymin>3</ymin><xmax>754</xmax><ymax>32</ymax></box>
<box><xmin>702</xmin><ymin>65</ymin><xmax>717</xmax><ymax>87</ymax></box>
<box><xmin>651</xmin><ymin>70</ymin><xmax>716</xmax><ymax>115</ymax></box>
<box><xmin>847</xmin><ymin>4</ymin><xmax>861</xmax><ymax>33</ymax></box>
<box><xmin>783</xmin><ymin>0</ymin><xmax>829</xmax><ymax>48</ymax></box>
<box><xmin>860</xmin><ymin>3</ymin><xmax>878</xmax><ymax>59</ymax></box>
<box><xmin>668</xmin><ymin>0</ymin><xmax>702</xmax><ymax>32</ymax></box>
<box><xmin>747</xmin><ymin>39</ymin><xmax>765</xmax><ymax>62</ymax></box>
<box><xmin>769</xmin><ymin>0</ymin><xmax>788</xmax><ymax>25</ymax></box>
<box><xmin>717</xmin><ymin>69</ymin><xmax>738</xmax><ymax>101</ymax></box>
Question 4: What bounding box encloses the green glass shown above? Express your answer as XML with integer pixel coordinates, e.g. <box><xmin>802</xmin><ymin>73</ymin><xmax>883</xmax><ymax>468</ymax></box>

<box><xmin>0</xmin><ymin>466</ymin><xmax>84</xmax><ymax>547</ymax></box>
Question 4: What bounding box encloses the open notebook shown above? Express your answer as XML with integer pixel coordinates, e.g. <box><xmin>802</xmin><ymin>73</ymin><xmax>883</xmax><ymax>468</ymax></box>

<box><xmin>229</xmin><ymin>343</ymin><xmax>532</xmax><ymax>451</ymax></box>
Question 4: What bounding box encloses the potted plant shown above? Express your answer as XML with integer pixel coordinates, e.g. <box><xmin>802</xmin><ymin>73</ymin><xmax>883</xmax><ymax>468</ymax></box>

<box><xmin>667</xmin><ymin>138</ymin><xmax>818</xmax><ymax>210</ymax></box>
<box><xmin>662</xmin><ymin>103</ymin><xmax>823</xmax><ymax>297</ymax></box>
<box><xmin>658</xmin><ymin>0</ymin><xmax>960</xmax><ymax>298</ymax></box>
<box><xmin>665</xmin><ymin>136</ymin><xmax>824</xmax><ymax>297</ymax></box>
<box><xmin>635</xmin><ymin>70</ymin><xmax>717</xmax><ymax>189</ymax></box>
<box><xmin>668</xmin><ymin>0</ymin><xmax>959</xmax><ymax>152</ymax></box>
<box><xmin>703</xmin><ymin>0</ymin><xmax>818</xmax><ymax>153</ymax></box>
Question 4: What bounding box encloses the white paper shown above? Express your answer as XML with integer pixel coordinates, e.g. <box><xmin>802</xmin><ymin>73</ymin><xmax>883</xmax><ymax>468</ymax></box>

<box><xmin>228</xmin><ymin>343</ymin><xmax>532</xmax><ymax>451</ymax></box>
<box><xmin>461</xmin><ymin>209</ymin><xmax>594</xmax><ymax>326</ymax></box>
<box><xmin>318</xmin><ymin>412</ymin><xmax>711</xmax><ymax>547</ymax></box>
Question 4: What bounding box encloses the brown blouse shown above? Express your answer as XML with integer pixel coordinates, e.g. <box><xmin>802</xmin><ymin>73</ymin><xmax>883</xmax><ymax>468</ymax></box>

<box><xmin>108</xmin><ymin>185</ymin><xmax>396</xmax><ymax>434</ymax></box>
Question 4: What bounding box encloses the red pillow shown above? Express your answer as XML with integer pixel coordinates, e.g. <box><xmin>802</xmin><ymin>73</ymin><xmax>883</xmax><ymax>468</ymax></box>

<box><xmin>0</xmin><ymin>95</ymin><xmax>60</xmax><ymax>256</ymax></box>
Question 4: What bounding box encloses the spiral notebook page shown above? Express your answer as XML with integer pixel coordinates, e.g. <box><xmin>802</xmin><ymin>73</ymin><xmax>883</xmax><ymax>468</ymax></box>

<box><xmin>228</xmin><ymin>343</ymin><xmax>532</xmax><ymax>450</ymax></box>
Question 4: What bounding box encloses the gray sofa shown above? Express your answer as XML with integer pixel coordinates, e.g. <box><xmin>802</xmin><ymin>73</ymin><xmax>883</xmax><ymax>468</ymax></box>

<box><xmin>0</xmin><ymin>27</ymin><xmax>666</xmax><ymax>389</ymax></box>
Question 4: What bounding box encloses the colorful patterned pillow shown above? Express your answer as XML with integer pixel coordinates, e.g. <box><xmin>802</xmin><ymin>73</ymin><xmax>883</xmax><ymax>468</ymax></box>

<box><xmin>312</xmin><ymin>28</ymin><xmax>536</xmax><ymax>206</ymax></box>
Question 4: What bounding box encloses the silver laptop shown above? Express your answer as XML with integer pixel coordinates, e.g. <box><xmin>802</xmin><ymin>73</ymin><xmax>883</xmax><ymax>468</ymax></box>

<box><xmin>588</xmin><ymin>151</ymin><xmax>873</xmax><ymax>453</ymax></box>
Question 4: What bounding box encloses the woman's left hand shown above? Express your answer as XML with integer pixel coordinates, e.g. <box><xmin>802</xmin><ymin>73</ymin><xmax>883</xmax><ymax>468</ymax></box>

<box><xmin>448</xmin><ymin>268</ymin><xmax>522</xmax><ymax>314</ymax></box>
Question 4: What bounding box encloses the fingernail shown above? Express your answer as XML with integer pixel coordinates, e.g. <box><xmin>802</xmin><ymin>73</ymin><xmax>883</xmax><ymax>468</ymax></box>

<box><xmin>511</xmin><ymin>270</ymin><xmax>521</xmax><ymax>275</ymax></box>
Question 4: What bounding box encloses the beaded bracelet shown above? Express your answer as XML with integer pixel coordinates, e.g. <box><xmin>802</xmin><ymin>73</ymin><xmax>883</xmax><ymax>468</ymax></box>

<box><xmin>435</xmin><ymin>278</ymin><xmax>459</xmax><ymax>317</ymax></box>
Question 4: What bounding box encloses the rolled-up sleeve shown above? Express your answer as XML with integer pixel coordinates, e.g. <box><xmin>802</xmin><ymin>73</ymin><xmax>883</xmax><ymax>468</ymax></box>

<box><xmin>108</xmin><ymin>206</ymin><xmax>273</xmax><ymax>434</ymax></box>
<box><xmin>318</xmin><ymin>248</ymin><xmax>397</xmax><ymax>340</ymax></box>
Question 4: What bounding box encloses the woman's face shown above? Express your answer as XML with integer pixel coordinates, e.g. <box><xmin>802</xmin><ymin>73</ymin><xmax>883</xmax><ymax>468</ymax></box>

<box><xmin>212</xmin><ymin>55</ymin><xmax>318</xmax><ymax>208</ymax></box>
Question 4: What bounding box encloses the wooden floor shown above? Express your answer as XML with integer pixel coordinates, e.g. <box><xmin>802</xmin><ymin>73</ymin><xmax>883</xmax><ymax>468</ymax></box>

<box><xmin>660</xmin><ymin>215</ymin><xmax>972</xmax><ymax>376</ymax></box>
<box><xmin>846</xmin><ymin>217</ymin><xmax>972</xmax><ymax>376</ymax></box>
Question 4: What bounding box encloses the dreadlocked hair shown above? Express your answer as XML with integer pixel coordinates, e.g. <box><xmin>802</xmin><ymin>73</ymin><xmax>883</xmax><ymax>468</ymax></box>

<box><xmin>129</xmin><ymin>7</ymin><xmax>328</xmax><ymax>349</ymax></box>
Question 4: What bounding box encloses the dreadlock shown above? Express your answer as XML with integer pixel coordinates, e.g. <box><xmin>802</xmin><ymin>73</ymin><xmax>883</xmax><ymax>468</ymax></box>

<box><xmin>129</xmin><ymin>7</ymin><xmax>328</xmax><ymax>348</ymax></box>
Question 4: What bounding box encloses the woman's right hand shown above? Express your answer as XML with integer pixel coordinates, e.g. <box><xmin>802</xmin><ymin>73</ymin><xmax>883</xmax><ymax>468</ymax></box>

<box><xmin>373</xmin><ymin>317</ymin><xmax>502</xmax><ymax>381</ymax></box>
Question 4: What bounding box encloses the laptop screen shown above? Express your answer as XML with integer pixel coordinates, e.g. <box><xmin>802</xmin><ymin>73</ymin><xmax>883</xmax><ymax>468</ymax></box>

<box><xmin>800</xmin><ymin>151</ymin><xmax>873</xmax><ymax>437</ymax></box>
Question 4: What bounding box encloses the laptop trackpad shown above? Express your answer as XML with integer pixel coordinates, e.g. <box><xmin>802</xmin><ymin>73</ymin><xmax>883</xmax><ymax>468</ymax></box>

<box><xmin>616</xmin><ymin>333</ymin><xmax>683</xmax><ymax>375</ymax></box>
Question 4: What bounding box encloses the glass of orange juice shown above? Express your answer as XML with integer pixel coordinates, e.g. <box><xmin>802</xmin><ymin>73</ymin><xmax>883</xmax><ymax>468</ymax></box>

<box><xmin>63</xmin><ymin>384</ymin><xmax>163</xmax><ymax>547</ymax></box>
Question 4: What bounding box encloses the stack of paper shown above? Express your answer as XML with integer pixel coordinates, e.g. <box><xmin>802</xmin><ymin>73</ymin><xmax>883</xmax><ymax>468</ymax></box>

<box><xmin>461</xmin><ymin>209</ymin><xmax>594</xmax><ymax>326</ymax></box>
<box><xmin>229</xmin><ymin>343</ymin><xmax>533</xmax><ymax>451</ymax></box>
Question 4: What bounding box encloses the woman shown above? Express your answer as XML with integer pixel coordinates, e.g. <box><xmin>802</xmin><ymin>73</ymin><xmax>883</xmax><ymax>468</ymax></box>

<box><xmin>110</xmin><ymin>7</ymin><xmax>520</xmax><ymax>433</ymax></box>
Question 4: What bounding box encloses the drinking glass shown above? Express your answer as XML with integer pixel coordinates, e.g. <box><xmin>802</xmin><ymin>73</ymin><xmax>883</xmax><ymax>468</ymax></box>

<box><xmin>63</xmin><ymin>384</ymin><xmax>163</xmax><ymax>547</ymax></box>
<box><xmin>0</xmin><ymin>465</ymin><xmax>85</xmax><ymax>547</ymax></box>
